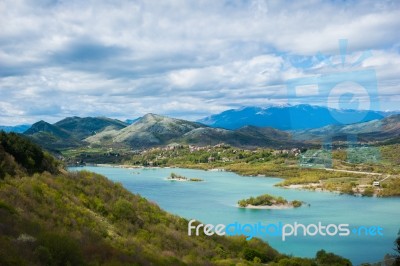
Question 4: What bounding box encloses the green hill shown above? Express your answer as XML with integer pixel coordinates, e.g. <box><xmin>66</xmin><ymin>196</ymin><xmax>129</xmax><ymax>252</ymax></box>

<box><xmin>24</xmin><ymin>120</ymin><xmax>83</xmax><ymax>150</ymax></box>
<box><xmin>0</xmin><ymin>132</ymin><xmax>352</xmax><ymax>265</ymax></box>
<box><xmin>1</xmin><ymin>132</ymin><xmax>278</xmax><ymax>265</ymax></box>
<box><xmin>22</xmin><ymin>113</ymin><xmax>400</xmax><ymax>153</ymax></box>
<box><xmin>108</xmin><ymin>113</ymin><xmax>203</xmax><ymax>147</ymax></box>
<box><xmin>23</xmin><ymin>117</ymin><xmax>129</xmax><ymax>150</ymax></box>
<box><xmin>85</xmin><ymin>114</ymin><xmax>301</xmax><ymax>149</ymax></box>
<box><xmin>54</xmin><ymin>116</ymin><xmax>128</xmax><ymax>140</ymax></box>
<box><xmin>0</xmin><ymin>131</ymin><xmax>60</xmax><ymax>178</ymax></box>
<box><xmin>0</xmin><ymin>170</ymin><xmax>283</xmax><ymax>265</ymax></box>
<box><xmin>23</xmin><ymin>114</ymin><xmax>300</xmax><ymax>150</ymax></box>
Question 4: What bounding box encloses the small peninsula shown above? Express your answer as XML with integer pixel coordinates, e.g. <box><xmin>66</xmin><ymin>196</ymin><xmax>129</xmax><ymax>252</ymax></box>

<box><xmin>238</xmin><ymin>194</ymin><xmax>303</xmax><ymax>209</ymax></box>
<box><xmin>167</xmin><ymin>172</ymin><xmax>204</xmax><ymax>182</ymax></box>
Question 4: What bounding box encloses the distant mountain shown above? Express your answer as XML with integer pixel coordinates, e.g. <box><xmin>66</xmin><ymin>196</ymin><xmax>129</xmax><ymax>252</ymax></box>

<box><xmin>24</xmin><ymin>120</ymin><xmax>82</xmax><ymax>150</ymax></box>
<box><xmin>25</xmin><ymin>111</ymin><xmax>399</xmax><ymax>151</ymax></box>
<box><xmin>25</xmin><ymin>120</ymin><xmax>72</xmax><ymax>139</ymax></box>
<box><xmin>125</xmin><ymin>118</ymin><xmax>140</xmax><ymax>124</ymax></box>
<box><xmin>86</xmin><ymin>113</ymin><xmax>301</xmax><ymax>149</ymax></box>
<box><xmin>198</xmin><ymin>104</ymin><xmax>392</xmax><ymax>130</ymax></box>
<box><xmin>24</xmin><ymin>117</ymin><xmax>129</xmax><ymax>150</ymax></box>
<box><xmin>0</xmin><ymin>124</ymin><xmax>31</xmax><ymax>133</ymax></box>
<box><xmin>54</xmin><ymin>116</ymin><xmax>128</xmax><ymax>139</ymax></box>
<box><xmin>180</xmin><ymin>125</ymin><xmax>295</xmax><ymax>148</ymax></box>
<box><xmin>86</xmin><ymin>113</ymin><xmax>203</xmax><ymax>148</ymax></box>
<box><xmin>114</xmin><ymin>114</ymin><xmax>201</xmax><ymax>145</ymax></box>
<box><xmin>292</xmin><ymin>114</ymin><xmax>400</xmax><ymax>143</ymax></box>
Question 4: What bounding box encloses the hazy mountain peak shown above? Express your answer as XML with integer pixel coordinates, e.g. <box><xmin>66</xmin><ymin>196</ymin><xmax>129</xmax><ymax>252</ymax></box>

<box><xmin>198</xmin><ymin>104</ymin><xmax>389</xmax><ymax>130</ymax></box>
<box><xmin>141</xmin><ymin>113</ymin><xmax>168</xmax><ymax>122</ymax></box>
<box><xmin>292</xmin><ymin>114</ymin><xmax>400</xmax><ymax>142</ymax></box>
<box><xmin>0</xmin><ymin>124</ymin><xmax>31</xmax><ymax>133</ymax></box>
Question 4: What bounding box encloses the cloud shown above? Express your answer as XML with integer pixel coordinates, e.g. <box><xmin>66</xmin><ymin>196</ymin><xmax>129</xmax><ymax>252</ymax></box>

<box><xmin>0</xmin><ymin>0</ymin><xmax>399</xmax><ymax>125</ymax></box>
<box><xmin>51</xmin><ymin>40</ymin><xmax>127</xmax><ymax>64</ymax></box>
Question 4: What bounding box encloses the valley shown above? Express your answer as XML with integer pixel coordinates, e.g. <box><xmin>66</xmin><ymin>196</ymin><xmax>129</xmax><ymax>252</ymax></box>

<box><xmin>0</xmin><ymin>130</ymin><xmax>356</xmax><ymax>266</ymax></box>
<box><xmin>1</xmin><ymin>104</ymin><xmax>400</xmax><ymax>265</ymax></box>
<box><xmin>16</xmin><ymin>105</ymin><xmax>400</xmax><ymax>198</ymax></box>
<box><xmin>2</xmin><ymin>1</ymin><xmax>400</xmax><ymax>264</ymax></box>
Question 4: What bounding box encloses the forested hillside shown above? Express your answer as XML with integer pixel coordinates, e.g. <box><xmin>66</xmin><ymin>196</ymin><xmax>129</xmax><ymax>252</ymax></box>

<box><xmin>0</xmin><ymin>131</ymin><xmax>60</xmax><ymax>178</ymax></box>
<box><xmin>0</xmin><ymin>132</ymin><xmax>351</xmax><ymax>265</ymax></box>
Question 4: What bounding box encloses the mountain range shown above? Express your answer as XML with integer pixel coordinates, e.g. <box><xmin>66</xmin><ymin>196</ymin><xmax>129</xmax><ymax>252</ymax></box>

<box><xmin>198</xmin><ymin>104</ymin><xmax>396</xmax><ymax>130</ymax></box>
<box><xmin>16</xmin><ymin>105</ymin><xmax>400</xmax><ymax>151</ymax></box>
<box><xmin>0</xmin><ymin>124</ymin><xmax>31</xmax><ymax>133</ymax></box>
<box><xmin>24</xmin><ymin>117</ymin><xmax>128</xmax><ymax>150</ymax></box>
<box><xmin>29</xmin><ymin>113</ymin><xmax>298</xmax><ymax>150</ymax></box>
<box><xmin>292</xmin><ymin>114</ymin><xmax>400</xmax><ymax>142</ymax></box>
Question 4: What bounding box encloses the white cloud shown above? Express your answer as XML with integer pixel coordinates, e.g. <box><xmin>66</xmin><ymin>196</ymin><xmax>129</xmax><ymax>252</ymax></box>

<box><xmin>0</xmin><ymin>0</ymin><xmax>399</xmax><ymax>125</ymax></box>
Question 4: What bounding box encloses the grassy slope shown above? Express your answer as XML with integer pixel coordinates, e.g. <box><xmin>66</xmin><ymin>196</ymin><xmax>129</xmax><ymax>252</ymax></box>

<box><xmin>0</xmin><ymin>132</ymin><xmax>277</xmax><ymax>265</ymax></box>
<box><xmin>0</xmin><ymin>132</ymin><xmax>352</xmax><ymax>265</ymax></box>
<box><xmin>0</xmin><ymin>171</ymin><xmax>280</xmax><ymax>266</ymax></box>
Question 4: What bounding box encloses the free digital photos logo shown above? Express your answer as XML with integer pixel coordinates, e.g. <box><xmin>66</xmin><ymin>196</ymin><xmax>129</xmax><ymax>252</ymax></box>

<box><xmin>188</xmin><ymin>220</ymin><xmax>384</xmax><ymax>241</ymax></box>
<box><xmin>287</xmin><ymin>39</ymin><xmax>381</xmax><ymax>167</ymax></box>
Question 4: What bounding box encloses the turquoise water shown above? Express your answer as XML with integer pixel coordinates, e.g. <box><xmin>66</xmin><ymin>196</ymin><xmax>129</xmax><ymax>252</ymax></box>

<box><xmin>70</xmin><ymin>166</ymin><xmax>400</xmax><ymax>265</ymax></box>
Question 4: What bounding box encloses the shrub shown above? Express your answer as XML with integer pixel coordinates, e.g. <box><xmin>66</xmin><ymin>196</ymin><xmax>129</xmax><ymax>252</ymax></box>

<box><xmin>362</xmin><ymin>187</ymin><xmax>374</xmax><ymax>197</ymax></box>
<box><xmin>291</xmin><ymin>200</ymin><xmax>302</xmax><ymax>208</ymax></box>
<box><xmin>315</xmin><ymin>249</ymin><xmax>352</xmax><ymax>266</ymax></box>
<box><xmin>38</xmin><ymin>233</ymin><xmax>84</xmax><ymax>266</ymax></box>
<box><xmin>243</xmin><ymin>247</ymin><xmax>268</xmax><ymax>262</ymax></box>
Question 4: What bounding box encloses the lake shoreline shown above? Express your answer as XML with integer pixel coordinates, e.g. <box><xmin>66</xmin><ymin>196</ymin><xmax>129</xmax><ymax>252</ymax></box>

<box><xmin>68</xmin><ymin>165</ymin><xmax>400</xmax><ymax>265</ymax></box>
<box><xmin>79</xmin><ymin>163</ymin><xmax>390</xmax><ymax>197</ymax></box>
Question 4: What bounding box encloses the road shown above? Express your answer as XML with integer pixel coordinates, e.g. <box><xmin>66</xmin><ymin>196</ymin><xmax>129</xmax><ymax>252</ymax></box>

<box><xmin>323</xmin><ymin>168</ymin><xmax>383</xmax><ymax>176</ymax></box>
<box><xmin>323</xmin><ymin>168</ymin><xmax>398</xmax><ymax>182</ymax></box>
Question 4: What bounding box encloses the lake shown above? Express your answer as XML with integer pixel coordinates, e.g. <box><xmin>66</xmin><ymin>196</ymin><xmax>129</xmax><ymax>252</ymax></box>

<box><xmin>70</xmin><ymin>166</ymin><xmax>400</xmax><ymax>265</ymax></box>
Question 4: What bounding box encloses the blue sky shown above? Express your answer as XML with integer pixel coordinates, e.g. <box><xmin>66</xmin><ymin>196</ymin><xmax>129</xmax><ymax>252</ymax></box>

<box><xmin>0</xmin><ymin>0</ymin><xmax>399</xmax><ymax>125</ymax></box>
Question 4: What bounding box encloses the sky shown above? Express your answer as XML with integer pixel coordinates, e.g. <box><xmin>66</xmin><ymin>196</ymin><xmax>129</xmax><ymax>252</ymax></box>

<box><xmin>0</xmin><ymin>0</ymin><xmax>399</xmax><ymax>125</ymax></box>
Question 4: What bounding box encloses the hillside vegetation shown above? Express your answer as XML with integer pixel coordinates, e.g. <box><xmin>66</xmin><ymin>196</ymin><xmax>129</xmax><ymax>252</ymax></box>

<box><xmin>238</xmin><ymin>194</ymin><xmax>302</xmax><ymax>208</ymax></box>
<box><xmin>0</xmin><ymin>131</ymin><xmax>60</xmax><ymax>178</ymax></box>
<box><xmin>1</xmin><ymin>171</ymin><xmax>284</xmax><ymax>265</ymax></box>
<box><xmin>124</xmin><ymin>144</ymin><xmax>400</xmax><ymax>197</ymax></box>
<box><xmin>0</xmin><ymin>132</ymin><xmax>352</xmax><ymax>265</ymax></box>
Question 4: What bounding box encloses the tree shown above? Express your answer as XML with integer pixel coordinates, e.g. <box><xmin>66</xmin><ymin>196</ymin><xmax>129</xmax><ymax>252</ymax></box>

<box><xmin>395</xmin><ymin>235</ymin><xmax>400</xmax><ymax>265</ymax></box>
<box><xmin>315</xmin><ymin>249</ymin><xmax>352</xmax><ymax>266</ymax></box>
<box><xmin>0</xmin><ymin>131</ymin><xmax>60</xmax><ymax>176</ymax></box>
